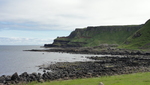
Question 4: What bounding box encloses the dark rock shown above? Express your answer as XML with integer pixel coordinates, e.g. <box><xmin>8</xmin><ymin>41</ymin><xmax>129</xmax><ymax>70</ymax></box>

<box><xmin>0</xmin><ymin>76</ymin><xmax>5</xmax><ymax>83</ymax></box>
<box><xmin>20</xmin><ymin>72</ymin><xmax>29</xmax><ymax>77</ymax></box>
<box><xmin>132</xmin><ymin>32</ymin><xmax>141</xmax><ymax>38</ymax></box>
<box><xmin>43</xmin><ymin>70</ymin><xmax>46</xmax><ymax>73</ymax></box>
<box><xmin>30</xmin><ymin>74</ymin><xmax>37</xmax><ymax>82</ymax></box>
<box><xmin>38</xmin><ymin>73</ymin><xmax>41</xmax><ymax>76</ymax></box>
<box><xmin>32</xmin><ymin>72</ymin><xmax>39</xmax><ymax>78</ymax></box>
<box><xmin>11</xmin><ymin>72</ymin><xmax>19</xmax><ymax>81</ymax></box>
<box><xmin>42</xmin><ymin>73</ymin><xmax>49</xmax><ymax>80</ymax></box>
<box><xmin>5</xmin><ymin>76</ymin><xmax>11</xmax><ymax>81</ymax></box>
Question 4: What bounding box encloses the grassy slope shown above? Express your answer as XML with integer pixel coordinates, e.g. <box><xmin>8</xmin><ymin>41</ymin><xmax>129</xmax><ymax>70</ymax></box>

<box><xmin>55</xmin><ymin>25</ymin><xmax>141</xmax><ymax>47</ymax></box>
<box><xmin>76</xmin><ymin>27</ymin><xmax>139</xmax><ymax>47</ymax></box>
<box><xmin>120</xmin><ymin>19</ymin><xmax>150</xmax><ymax>50</ymax></box>
<box><xmin>25</xmin><ymin>72</ymin><xmax>150</xmax><ymax>85</ymax></box>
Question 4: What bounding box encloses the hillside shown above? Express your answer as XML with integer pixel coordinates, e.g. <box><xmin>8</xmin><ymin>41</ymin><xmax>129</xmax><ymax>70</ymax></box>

<box><xmin>121</xmin><ymin>19</ymin><xmax>150</xmax><ymax>50</ymax></box>
<box><xmin>45</xmin><ymin>25</ymin><xmax>142</xmax><ymax>47</ymax></box>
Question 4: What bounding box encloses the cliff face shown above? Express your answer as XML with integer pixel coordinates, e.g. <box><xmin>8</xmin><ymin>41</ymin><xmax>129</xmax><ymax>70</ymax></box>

<box><xmin>45</xmin><ymin>24</ymin><xmax>143</xmax><ymax>47</ymax></box>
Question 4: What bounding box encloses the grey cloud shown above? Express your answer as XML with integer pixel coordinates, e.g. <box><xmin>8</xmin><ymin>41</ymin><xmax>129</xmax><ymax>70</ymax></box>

<box><xmin>0</xmin><ymin>0</ymin><xmax>150</xmax><ymax>31</ymax></box>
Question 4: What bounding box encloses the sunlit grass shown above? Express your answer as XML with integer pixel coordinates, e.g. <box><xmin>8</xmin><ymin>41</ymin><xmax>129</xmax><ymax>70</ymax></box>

<box><xmin>24</xmin><ymin>72</ymin><xmax>150</xmax><ymax>85</ymax></box>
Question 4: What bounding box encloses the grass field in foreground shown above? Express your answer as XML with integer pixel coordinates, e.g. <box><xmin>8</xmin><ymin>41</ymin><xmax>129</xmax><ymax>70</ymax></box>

<box><xmin>25</xmin><ymin>72</ymin><xmax>150</xmax><ymax>85</ymax></box>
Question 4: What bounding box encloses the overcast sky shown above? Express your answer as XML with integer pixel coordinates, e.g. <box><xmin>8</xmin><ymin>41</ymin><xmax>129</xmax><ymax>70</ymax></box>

<box><xmin>0</xmin><ymin>0</ymin><xmax>150</xmax><ymax>45</ymax></box>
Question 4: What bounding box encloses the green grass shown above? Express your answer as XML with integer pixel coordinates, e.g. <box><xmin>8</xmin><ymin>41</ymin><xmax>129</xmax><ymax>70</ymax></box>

<box><xmin>121</xmin><ymin>19</ymin><xmax>150</xmax><ymax>50</ymax></box>
<box><xmin>24</xmin><ymin>72</ymin><xmax>150</xmax><ymax>85</ymax></box>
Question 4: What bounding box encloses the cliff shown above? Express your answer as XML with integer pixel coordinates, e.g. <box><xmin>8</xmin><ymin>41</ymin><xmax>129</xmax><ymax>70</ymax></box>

<box><xmin>45</xmin><ymin>25</ymin><xmax>143</xmax><ymax>47</ymax></box>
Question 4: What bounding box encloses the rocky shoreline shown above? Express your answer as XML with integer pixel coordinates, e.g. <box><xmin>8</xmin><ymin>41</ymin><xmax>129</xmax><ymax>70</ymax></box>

<box><xmin>26</xmin><ymin>46</ymin><xmax>150</xmax><ymax>55</ymax></box>
<box><xmin>40</xmin><ymin>55</ymin><xmax>150</xmax><ymax>79</ymax></box>
<box><xmin>0</xmin><ymin>54</ymin><xmax>150</xmax><ymax>85</ymax></box>
<box><xmin>1</xmin><ymin>47</ymin><xmax>150</xmax><ymax>85</ymax></box>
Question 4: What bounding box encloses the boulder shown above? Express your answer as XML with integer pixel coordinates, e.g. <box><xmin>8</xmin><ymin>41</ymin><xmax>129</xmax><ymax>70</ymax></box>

<box><xmin>38</xmin><ymin>79</ymin><xmax>44</xmax><ymax>83</ymax></box>
<box><xmin>0</xmin><ymin>76</ymin><xmax>5</xmax><ymax>83</ymax></box>
<box><xmin>32</xmin><ymin>72</ymin><xmax>39</xmax><ymax>78</ymax></box>
<box><xmin>11</xmin><ymin>72</ymin><xmax>19</xmax><ymax>81</ymax></box>
<box><xmin>20</xmin><ymin>72</ymin><xmax>29</xmax><ymax>77</ymax></box>
<box><xmin>99</xmin><ymin>82</ymin><xmax>104</xmax><ymax>85</ymax></box>
<box><xmin>5</xmin><ymin>76</ymin><xmax>11</xmax><ymax>81</ymax></box>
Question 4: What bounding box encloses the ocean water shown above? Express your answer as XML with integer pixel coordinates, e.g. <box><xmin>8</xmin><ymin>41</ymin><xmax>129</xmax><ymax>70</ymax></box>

<box><xmin>0</xmin><ymin>45</ymin><xmax>104</xmax><ymax>76</ymax></box>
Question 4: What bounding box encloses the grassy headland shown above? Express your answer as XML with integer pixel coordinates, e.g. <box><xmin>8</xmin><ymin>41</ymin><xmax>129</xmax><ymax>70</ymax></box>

<box><xmin>45</xmin><ymin>25</ymin><xmax>142</xmax><ymax>47</ymax></box>
<box><xmin>45</xmin><ymin>19</ymin><xmax>150</xmax><ymax>52</ymax></box>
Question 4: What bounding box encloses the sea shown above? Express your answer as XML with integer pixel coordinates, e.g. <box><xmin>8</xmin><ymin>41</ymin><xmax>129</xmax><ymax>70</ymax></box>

<box><xmin>0</xmin><ymin>45</ymin><xmax>105</xmax><ymax>76</ymax></box>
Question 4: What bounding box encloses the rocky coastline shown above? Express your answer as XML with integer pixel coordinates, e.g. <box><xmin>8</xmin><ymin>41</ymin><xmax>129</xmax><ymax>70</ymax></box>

<box><xmin>1</xmin><ymin>46</ymin><xmax>150</xmax><ymax>85</ymax></box>
<box><xmin>0</xmin><ymin>52</ymin><xmax>150</xmax><ymax>85</ymax></box>
<box><xmin>26</xmin><ymin>46</ymin><xmax>150</xmax><ymax>55</ymax></box>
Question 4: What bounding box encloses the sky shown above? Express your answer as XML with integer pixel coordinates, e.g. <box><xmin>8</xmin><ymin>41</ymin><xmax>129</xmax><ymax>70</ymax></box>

<box><xmin>0</xmin><ymin>0</ymin><xmax>150</xmax><ymax>45</ymax></box>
